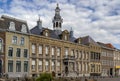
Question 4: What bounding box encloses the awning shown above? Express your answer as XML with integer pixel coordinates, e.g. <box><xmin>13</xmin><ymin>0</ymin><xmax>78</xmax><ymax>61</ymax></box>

<box><xmin>115</xmin><ymin>66</ymin><xmax>120</xmax><ymax>69</ymax></box>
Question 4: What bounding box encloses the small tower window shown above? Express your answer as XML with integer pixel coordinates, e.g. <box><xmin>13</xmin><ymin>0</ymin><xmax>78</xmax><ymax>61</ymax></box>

<box><xmin>9</xmin><ymin>21</ymin><xmax>15</xmax><ymax>30</ymax></box>
<box><xmin>59</xmin><ymin>23</ymin><xmax>61</xmax><ymax>27</ymax></box>
<box><xmin>21</xmin><ymin>24</ymin><xmax>27</xmax><ymax>33</ymax></box>
<box><xmin>56</xmin><ymin>22</ymin><xmax>58</xmax><ymax>27</ymax></box>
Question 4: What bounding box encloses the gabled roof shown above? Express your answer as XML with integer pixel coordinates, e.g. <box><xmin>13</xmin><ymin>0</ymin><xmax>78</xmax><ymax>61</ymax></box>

<box><xmin>81</xmin><ymin>36</ymin><xmax>98</xmax><ymax>45</ymax></box>
<box><xmin>97</xmin><ymin>42</ymin><xmax>115</xmax><ymax>49</ymax></box>
<box><xmin>106</xmin><ymin>43</ymin><xmax>115</xmax><ymax>49</ymax></box>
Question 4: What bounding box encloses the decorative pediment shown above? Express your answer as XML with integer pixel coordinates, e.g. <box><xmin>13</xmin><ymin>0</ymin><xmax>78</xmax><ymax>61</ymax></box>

<box><xmin>42</xmin><ymin>29</ymin><xmax>49</xmax><ymax>37</ymax></box>
<box><xmin>61</xmin><ymin>30</ymin><xmax>69</xmax><ymax>41</ymax></box>
<box><xmin>75</xmin><ymin>38</ymin><xmax>81</xmax><ymax>44</ymax></box>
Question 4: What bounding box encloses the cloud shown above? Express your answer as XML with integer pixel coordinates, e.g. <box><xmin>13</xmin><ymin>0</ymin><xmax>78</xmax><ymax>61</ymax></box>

<box><xmin>1</xmin><ymin>0</ymin><xmax>120</xmax><ymax>48</ymax></box>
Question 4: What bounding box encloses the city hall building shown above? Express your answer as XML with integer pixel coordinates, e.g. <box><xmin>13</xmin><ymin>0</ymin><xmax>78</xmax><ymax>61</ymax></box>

<box><xmin>0</xmin><ymin>4</ymin><xmax>120</xmax><ymax>78</ymax></box>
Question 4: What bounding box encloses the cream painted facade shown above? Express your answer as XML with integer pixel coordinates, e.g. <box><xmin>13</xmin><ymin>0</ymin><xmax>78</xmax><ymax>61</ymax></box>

<box><xmin>5</xmin><ymin>31</ymin><xmax>29</xmax><ymax>77</ymax></box>
<box><xmin>29</xmin><ymin>35</ymin><xmax>94</xmax><ymax>77</ymax></box>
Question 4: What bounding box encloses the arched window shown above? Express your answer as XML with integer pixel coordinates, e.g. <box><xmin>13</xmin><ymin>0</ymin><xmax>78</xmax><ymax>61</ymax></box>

<box><xmin>9</xmin><ymin>21</ymin><xmax>15</xmax><ymax>30</ymax></box>
<box><xmin>56</xmin><ymin>22</ymin><xmax>58</xmax><ymax>27</ymax></box>
<box><xmin>21</xmin><ymin>24</ymin><xmax>27</xmax><ymax>33</ymax></box>
<box><xmin>0</xmin><ymin>39</ymin><xmax>3</xmax><ymax>52</ymax></box>
<box><xmin>59</xmin><ymin>23</ymin><xmax>61</xmax><ymax>27</ymax></box>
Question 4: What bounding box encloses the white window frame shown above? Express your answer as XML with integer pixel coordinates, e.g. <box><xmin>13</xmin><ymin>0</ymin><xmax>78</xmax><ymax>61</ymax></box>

<box><xmin>51</xmin><ymin>47</ymin><xmax>55</xmax><ymax>55</ymax></box>
<box><xmin>39</xmin><ymin>45</ymin><xmax>42</xmax><ymax>54</ymax></box>
<box><xmin>32</xmin><ymin>44</ymin><xmax>35</xmax><ymax>53</ymax></box>
<box><xmin>57</xmin><ymin>48</ymin><xmax>60</xmax><ymax>56</ymax></box>
<box><xmin>65</xmin><ymin>48</ymin><xmax>68</xmax><ymax>56</ymax></box>
<box><xmin>45</xmin><ymin>46</ymin><xmax>49</xmax><ymax>55</ymax></box>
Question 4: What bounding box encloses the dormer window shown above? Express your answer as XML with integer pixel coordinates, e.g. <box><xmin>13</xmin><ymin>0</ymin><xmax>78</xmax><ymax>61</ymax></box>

<box><xmin>9</xmin><ymin>21</ymin><xmax>15</xmax><ymax>30</ymax></box>
<box><xmin>45</xmin><ymin>32</ymin><xmax>48</xmax><ymax>36</ymax></box>
<box><xmin>62</xmin><ymin>30</ymin><xmax>69</xmax><ymax>41</ymax></box>
<box><xmin>78</xmin><ymin>39</ymin><xmax>81</xmax><ymax>44</ymax></box>
<box><xmin>43</xmin><ymin>29</ymin><xmax>49</xmax><ymax>37</ymax></box>
<box><xmin>21</xmin><ymin>24</ymin><xmax>27</xmax><ymax>33</ymax></box>
<box><xmin>65</xmin><ymin>35</ymin><xmax>67</xmax><ymax>40</ymax></box>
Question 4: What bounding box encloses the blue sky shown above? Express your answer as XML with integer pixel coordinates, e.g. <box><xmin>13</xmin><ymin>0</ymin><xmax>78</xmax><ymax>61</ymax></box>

<box><xmin>0</xmin><ymin>0</ymin><xmax>120</xmax><ymax>49</ymax></box>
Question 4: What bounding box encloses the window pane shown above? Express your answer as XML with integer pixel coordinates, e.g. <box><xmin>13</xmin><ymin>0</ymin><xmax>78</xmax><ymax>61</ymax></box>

<box><xmin>16</xmin><ymin>61</ymin><xmax>21</xmax><ymax>72</ymax></box>
<box><xmin>38</xmin><ymin>60</ymin><xmax>42</xmax><ymax>71</ymax></box>
<box><xmin>32</xmin><ymin>60</ymin><xmax>35</xmax><ymax>69</ymax></box>
<box><xmin>21</xmin><ymin>37</ymin><xmax>24</xmax><ymax>45</ymax></box>
<box><xmin>45</xmin><ymin>46</ymin><xmax>49</xmax><ymax>54</ymax></box>
<box><xmin>24</xmin><ymin>61</ymin><xmax>28</xmax><ymax>72</ymax></box>
<box><xmin>57</xmin><ymin>48</ymin><xmax>60</xmax><ymax>56</ymax></box>
<box><xmin>16</xmin><ymin>48</ymin><xmax>21</xmax><ymax>57</ymax></box>
<box><xmin>51</xmin><ymin>47</ymin><xmax>55</xmax><ymax>55</ymax></box>
<box><xmin>65</xmin><ymin>48</ymin><xmax>68</xmax><ymax>56</ymax></box>
<box><xmin>12</xmin><ymin>36</ymin><xmax>17</xmax><ymax>44</ymax></box>
<box><xmin>39</xmin><ymin>45</ymin><xmax>42</xmax><ymax>54</ymax></box>
<box><xmin>8</xmin><ymin>60</ymin><xmax>13</xmax><ymax>72</ymax></box>
<box><xmin>8</xmin><ymin>47</ymin><xmax>13</xmax><ymax>57</ymax></box>
<box><xmin>45</xmin><ymin>60</ymin><xmax>49</xmax><ymax>71</ymax></box>
<box><xmin>32</xmin><ymin>44</ymin><xmax>35</xmax><ymax>53</ymax></box>
<box><xmin>24</xmin><ymin>49</ymin><xmax>28</xmax><ymax>58</ymax></box>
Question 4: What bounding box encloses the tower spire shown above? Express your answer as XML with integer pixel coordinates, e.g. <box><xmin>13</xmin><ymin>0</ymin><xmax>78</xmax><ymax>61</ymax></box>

<box><xmin>38</xmin><ymin>15</ymin><xmax>40</xmax><ymax>21</ymax></box>
<box><xmin>57</xmin><ymin>3</ymin><xmax>59</xmax><ymax>7</ymax></box>
<box><xmin>52</xmin><ymin>3</ymin><xmax>63</xmax><ymax>34</ymax></box>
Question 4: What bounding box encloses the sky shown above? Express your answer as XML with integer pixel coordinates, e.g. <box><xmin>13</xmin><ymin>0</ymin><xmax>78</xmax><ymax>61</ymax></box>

<box><xmin>0</xmin><ymin>0</ymin><xmax>120</xmax><ymax>49</ymax></box>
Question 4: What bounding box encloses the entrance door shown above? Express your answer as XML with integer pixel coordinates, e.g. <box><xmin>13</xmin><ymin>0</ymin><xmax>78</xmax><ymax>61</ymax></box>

<box><xmin>110</xmin><ymin>68</ymin><xmax>113</xmax><ymax>76</ymax></box>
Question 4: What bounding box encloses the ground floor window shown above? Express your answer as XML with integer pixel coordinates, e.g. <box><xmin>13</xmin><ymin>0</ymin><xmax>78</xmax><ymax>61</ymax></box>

<box><xmin>24</xmin><ymin>61</ymin><xmax>28</xmax><ymax>72</ymax></box>
<box><xmin>16</xmin><ymin>61</ymin><xmax>21</xmax><ymax>72</ymax></box>
<box><xmin>32</xmin><ymin>60</ymin><xmax>35</xmax><ymax>70</ymax></box>
<box><xmin>8</xmin><ymin>60</ymin><xmax>13</xmax><ymax>72</ymax></box>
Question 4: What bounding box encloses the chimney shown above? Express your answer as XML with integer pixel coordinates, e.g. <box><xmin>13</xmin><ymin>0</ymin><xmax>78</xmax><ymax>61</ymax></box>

<box><xmin>70</xmin><ymin>27</ymin><xmax>73</xmax><ymax>38</ymax></box>
<box><xmin>37</xmin><ymin>16</ymin><xmax>42</xmax><ymax>29</ymax></box>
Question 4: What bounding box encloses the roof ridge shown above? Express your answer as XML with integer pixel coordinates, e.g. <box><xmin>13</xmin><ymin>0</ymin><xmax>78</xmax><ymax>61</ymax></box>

<box><xmin>1</xmin><ymin>15</ymin><xmax>27</xmax><ymax>23</ymax></box>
